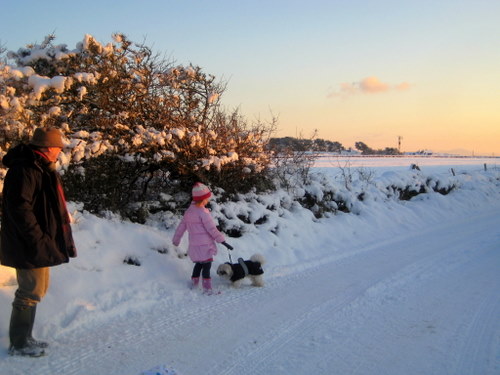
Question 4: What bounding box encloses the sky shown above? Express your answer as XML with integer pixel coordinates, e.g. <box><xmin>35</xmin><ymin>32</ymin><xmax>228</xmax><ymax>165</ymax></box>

<box><xmin>1</xmin><ymin>0</ymin><xmax>499</xmax><ymax>155</ymax></box>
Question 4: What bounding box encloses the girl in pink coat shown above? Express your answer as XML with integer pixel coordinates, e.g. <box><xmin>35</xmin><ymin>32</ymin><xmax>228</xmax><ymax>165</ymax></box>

<box><xmin>172</xmin><ymin>183</ymin><xmax>225</xmax><ymax>294</ymax></box>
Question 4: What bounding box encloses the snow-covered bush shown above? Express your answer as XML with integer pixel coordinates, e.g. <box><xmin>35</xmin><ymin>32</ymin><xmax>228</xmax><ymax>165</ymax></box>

<box><xmin>267</xmin><ymin>132</ymin><xmax>319</xmax><ymax>192</ymax></box>
<box><xmin>0</xmin><ymin>34</ymin><xmax>275</xmax><ymax>219</ymax></box>
<box><xmin>172</xmin><ymin>167</ymin><xmax>462</xmax><ymax>238</ymax></box>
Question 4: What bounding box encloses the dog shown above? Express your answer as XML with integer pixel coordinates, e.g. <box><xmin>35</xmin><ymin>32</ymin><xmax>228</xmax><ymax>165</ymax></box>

<box><xmin>217</xmin><ymin>253</ymin><xmax>265</xmax><ymax>288</ymax></box>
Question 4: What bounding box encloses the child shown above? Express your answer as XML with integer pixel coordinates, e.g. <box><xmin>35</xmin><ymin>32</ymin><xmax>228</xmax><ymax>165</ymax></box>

<box><xmin>172</xmin><ymin>183</ymin><xmax>225</xmax><ymax>294</ymax></box>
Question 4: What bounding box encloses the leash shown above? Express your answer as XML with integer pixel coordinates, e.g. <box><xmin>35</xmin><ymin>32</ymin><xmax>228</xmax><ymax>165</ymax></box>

<box><xmin>221</xmin><ymin>242</ymin><xmax>248</xmax><ymax>275</ymax></box>
<box><xmin>221</xmin><ymin>241</ymin><xmax>234</xmax><ymax>263</ymax></box>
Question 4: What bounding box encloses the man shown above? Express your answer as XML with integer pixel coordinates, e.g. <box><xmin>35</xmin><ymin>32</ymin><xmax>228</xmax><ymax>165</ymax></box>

<box><xmin>0</xmin><ymin>127</ymin><xmax>77</xmax><ymax>357</ymax></box>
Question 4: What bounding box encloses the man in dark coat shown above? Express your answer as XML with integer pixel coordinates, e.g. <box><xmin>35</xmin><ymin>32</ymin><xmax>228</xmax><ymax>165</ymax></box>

<box><xmin>0</xmin><ymin>127</ymin><xmax>77</xmax><ymax>357</ymax></box>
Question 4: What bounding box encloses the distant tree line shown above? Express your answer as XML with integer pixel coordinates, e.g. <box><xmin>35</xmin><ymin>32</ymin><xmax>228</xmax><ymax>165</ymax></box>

<box><xmin>269</xmin><ymin>138</ymin><xmax>401</xmax><ymax>155</ymax></box>
<box><xmin>354</xmin><ymin>142</ymin><xmax>401</xmax><ymax>155</ymax></box>
<box><xmin>269</xmin><ymin>137</ymin><xmax>344</xmax><ymax>152</ymax></box>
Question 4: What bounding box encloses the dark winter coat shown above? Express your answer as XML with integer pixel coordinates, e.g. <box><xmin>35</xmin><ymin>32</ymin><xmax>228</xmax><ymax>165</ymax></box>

<box><xmin>0</xmin><ymin>144</ymin><xmax>77</xmax><ymax>269</ymax></box>
<box><xmin>228</xmin><ymin>259</ymin><xmax>264</xmax><ymax>282</ymax></box>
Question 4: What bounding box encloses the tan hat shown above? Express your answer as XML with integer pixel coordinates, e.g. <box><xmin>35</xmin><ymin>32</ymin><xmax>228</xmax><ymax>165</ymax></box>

<box><xmin>30</xmin><ymin>127</ymin><xmax>64</xmax><ymax>148</ymax></box>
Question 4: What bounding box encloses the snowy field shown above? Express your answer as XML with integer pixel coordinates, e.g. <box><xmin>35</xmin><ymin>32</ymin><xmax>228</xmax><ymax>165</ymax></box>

<box><xmin>314</xmin><ymin>154</ymin><xmax>497</xmax><ymax>175</ymax></box>
<box><xmin>0</xmin><ymin>156</ymin><xmax>499</xmax><ymax>375</ymax></box>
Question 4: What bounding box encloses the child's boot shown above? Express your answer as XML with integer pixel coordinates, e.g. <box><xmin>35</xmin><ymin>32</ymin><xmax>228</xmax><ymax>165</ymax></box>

<box><xmin>190</xmin><ymin>277</ymin><xmax>200</xmax><ymax>289</ymax></box>
<box><xmin>202</xmin><ymin>278</ymin><xmax>213</xmax><ymax>295</ymax></box>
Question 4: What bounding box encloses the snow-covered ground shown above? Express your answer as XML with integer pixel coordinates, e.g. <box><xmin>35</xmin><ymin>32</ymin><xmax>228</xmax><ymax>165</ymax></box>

<box><xmin>315</xmin><ymin>154</ymin><xmax>497</xmax><ymax>175</ymax></box>
<box><xmin>0</xmin><ymin>156</ymin><xmax>499</xmax><ymax>375</ymax></box>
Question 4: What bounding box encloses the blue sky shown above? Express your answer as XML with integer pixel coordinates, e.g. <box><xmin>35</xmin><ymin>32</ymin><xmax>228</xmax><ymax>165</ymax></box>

<box><xmin>1</xmin><ymin>0</ymin><xmax>499</xmax><ymax>154</ymax></box>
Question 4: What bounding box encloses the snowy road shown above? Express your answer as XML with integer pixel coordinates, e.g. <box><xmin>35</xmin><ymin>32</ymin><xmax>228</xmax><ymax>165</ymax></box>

<box><xmin>3</xmin><ymin>207</ymin><xmax>498</xmax><ymax>375</ymax></box>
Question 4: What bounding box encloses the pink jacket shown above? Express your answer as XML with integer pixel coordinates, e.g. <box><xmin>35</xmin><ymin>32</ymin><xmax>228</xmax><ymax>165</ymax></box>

<box><xmin>172</xmin><ymin>203</ymin><xmax>225</xmax><ymax>262</ymax></box>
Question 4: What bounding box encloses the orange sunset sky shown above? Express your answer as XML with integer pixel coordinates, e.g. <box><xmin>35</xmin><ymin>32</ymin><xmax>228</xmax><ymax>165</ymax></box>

<box><xmin>1</xmin><ymin>0</ymin><xmax>499</xmax><ymax>155</ymax></box>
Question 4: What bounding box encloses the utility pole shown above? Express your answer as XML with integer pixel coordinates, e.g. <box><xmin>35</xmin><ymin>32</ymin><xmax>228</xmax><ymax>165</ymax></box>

<box><xmin>398</xmin><ymin>136</ymin><xmax>403</xmax><ymax>153</ymax></box>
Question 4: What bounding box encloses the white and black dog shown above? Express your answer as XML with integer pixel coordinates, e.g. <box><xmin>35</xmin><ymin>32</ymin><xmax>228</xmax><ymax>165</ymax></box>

<box><xmin>217</xmin><ymin>254</ymin><xmax>265</xmax><ymax>288</ymax></box>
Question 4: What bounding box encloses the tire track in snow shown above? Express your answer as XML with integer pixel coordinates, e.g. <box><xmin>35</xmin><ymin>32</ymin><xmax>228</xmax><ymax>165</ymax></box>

<box><xmin>455</xmin><ymin>287</ymin><xmax>500</xmax><ymax>375</ymax></box>
<box><xmin>206</xmin><ymin>210</ymin><xmax>500</xmax><ymax>375</ymax></box>
<box><xmin>206</xmin><ymin>269</ymin><xmax>365</xmax><ymax>375</ymax></box>
<box><xmin>31</xmin><ymin>274</ymin><xmax>298</xmax><ymax>375</ymax></box>
<box><xmin>451</xmin><ymin>240</ymin><xmax>500</xmax><ymax>375</ymax></box>
<box><xmin>207</xmin><ymin>246</ymin><xmax>452</xmax><ymax>373</ymax></box>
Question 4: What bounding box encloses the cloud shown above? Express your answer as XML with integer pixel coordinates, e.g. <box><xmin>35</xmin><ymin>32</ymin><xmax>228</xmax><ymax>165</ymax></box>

<box><xmin>328</xmin><ymin>76</ymin><xmax>412</xmax><ymax>98</ymax></box>
<box><xmin>359</xmin><ymin>76</ymin><xmax>389</xmax><ymax>93</ymax></box>
<box><xmin>394</xmin><ymin>82</ymin><xmax>411</xmax><ymax>91</ymax></box>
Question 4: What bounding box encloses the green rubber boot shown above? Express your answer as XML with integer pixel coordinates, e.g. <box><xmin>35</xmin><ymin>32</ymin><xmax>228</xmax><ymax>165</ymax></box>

<box><xmin>9</xmin><ymin>305</ymin><xmax>45</xmax><ymax>357</ymax></box>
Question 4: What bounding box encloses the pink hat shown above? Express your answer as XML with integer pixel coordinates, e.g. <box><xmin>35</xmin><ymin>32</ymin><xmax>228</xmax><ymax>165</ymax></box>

<box><xmin>192</xmin><ymin>182</ymin><xmax>211</xmax><ymax>201</ymax></box>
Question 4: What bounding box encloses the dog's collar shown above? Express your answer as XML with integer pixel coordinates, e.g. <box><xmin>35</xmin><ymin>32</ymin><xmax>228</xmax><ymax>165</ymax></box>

<box><xmin>238</xmin><ymin>257</ymin><xmax>249</xmax><ymax>276</ymax></box>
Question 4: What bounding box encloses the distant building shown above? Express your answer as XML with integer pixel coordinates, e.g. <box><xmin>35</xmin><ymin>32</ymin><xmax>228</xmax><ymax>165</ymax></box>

<box><xmin>405</xmin><ymin>150</ymin><xmax>433</xmax><ymax>156</ymax></box>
